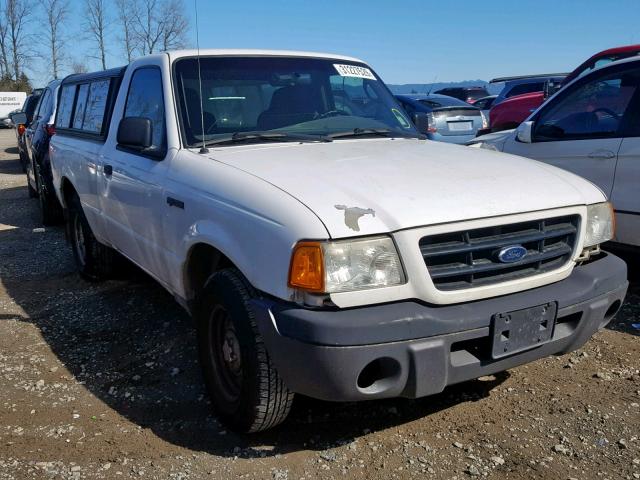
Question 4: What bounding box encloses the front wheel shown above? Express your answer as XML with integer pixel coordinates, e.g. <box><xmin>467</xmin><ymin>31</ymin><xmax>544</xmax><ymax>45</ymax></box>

<box><xmin>196</xmin><ymin>269</ymin><xmax>294</xmax><ymax>433</ymax></box>
<box><xmin>67</xmin><ymin>193</ymin><xmax>116</xmax><ymax>281</ymax></box>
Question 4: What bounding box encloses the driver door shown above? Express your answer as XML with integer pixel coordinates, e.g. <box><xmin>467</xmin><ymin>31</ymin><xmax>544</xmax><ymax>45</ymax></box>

<box><xmin>505</xmin><ymin>66</ymin><xmax>640</xmax><ymax>197</ymax></box>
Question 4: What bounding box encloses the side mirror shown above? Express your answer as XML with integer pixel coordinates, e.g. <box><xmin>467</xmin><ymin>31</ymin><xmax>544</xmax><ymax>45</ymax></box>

<box><xmin>516</xmin><ymin>121</ymin><xmax>534</xmax><ymax>143</ymax></box>
<box><xmin>543</xmin><ymin>80</ymin><xmax>562</xmax><ymax>100</ymax></box>
<box><xmin>11</xmin><ymin>112</ymin><xmax>27</xmax><ymax>126</ymax></box>
<box><xmin>412</xmin><ymin>112</ymin><xmax>430</xmax><ymax>134</ymax></box>
<box><xmin>117</xmin><ymin>117</ymin><xmax>152</xmax><ymax>150</ymax></box>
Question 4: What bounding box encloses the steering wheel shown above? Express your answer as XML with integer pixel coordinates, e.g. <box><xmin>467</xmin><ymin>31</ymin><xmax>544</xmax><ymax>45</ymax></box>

<box><xmin>205</xmin><ymin>118</ymin><xmax>219</xmax><ymax>134</ymax></box>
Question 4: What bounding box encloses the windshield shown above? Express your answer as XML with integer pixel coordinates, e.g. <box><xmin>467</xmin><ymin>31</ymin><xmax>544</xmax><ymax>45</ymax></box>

<box><xmin>173</xmin><ymin>56</ymin><xmax>418</xmax><ymax>146</ymax></box>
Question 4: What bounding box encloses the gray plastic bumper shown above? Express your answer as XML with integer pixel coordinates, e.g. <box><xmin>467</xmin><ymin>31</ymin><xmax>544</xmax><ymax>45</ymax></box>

<box><xmin>252</xmin><ymin>253</ymin><xmax>628</xmax><ymax>402</ymax></box>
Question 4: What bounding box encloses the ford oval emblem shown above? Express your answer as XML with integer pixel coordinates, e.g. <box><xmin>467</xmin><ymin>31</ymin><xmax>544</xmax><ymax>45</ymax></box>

<box><xmin>497</xmin><ymin>245</ymin><xmax>527</xmax><ymax>263</ymax></box>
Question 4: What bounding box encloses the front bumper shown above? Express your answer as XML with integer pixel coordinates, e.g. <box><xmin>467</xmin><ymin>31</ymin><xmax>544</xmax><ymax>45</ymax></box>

<box><xmin>252</xmin><ymin>253</ymin><xmax>628</xmax><ymax>402</ymax></box>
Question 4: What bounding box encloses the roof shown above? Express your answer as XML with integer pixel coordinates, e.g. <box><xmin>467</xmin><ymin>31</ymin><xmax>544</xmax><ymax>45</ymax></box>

<box><xmin>60</xmin><ymin>66</ymin><xmax>127</xmax><ymax>85</ymax></box>
<box><xmin>490</xmin><ymin>73</ymin><xmax>569</xmax><ymax>83</ymax></box>
<box><xmin>396</xmin><ymin>93</ymin><xmax>462</xmax><ymax>100</ymax></box>
<box><xmin>166</xmin><ymin>49</ymin><xmax>365</xmax><ymax>63</ymax></box>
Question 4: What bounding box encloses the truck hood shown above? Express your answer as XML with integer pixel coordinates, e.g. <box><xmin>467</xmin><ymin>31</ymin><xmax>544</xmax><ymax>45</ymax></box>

<box><xmin>206</xmin><ymin>139</ymin><xmax>604</xmax><ymax>238</ymax></box>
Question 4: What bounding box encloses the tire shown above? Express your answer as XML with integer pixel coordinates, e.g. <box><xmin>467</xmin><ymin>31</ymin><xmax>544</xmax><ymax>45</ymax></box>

<box><xmin>26</xmin><ymin>166</ymin><xmax>37</xmax><ymax>198</ymax></box>
<box><xmin>196</xmin><ymin>269</ymin><xmax>294</xmax><ymax>433</ymax></box>
<box><xmin>36</xmin><ymin>162</ymin><xmax>63</xmax><ymax>226</ymax></box>
<box><xmin>67</xmin><ymin>193</ymin><xmax>115</xmax><ymax>281</ymax></box>
<box><xmin>19</xmin><ymin>151</ymin><xmax>27</xmax><ymax>173</ymax></box>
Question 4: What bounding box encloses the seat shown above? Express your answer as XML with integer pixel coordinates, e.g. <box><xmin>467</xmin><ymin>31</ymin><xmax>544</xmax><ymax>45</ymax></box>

<box><xmin>257</xmin><ymin>85</ymin><xmax>322</xmax><ymax>131</ymax></box>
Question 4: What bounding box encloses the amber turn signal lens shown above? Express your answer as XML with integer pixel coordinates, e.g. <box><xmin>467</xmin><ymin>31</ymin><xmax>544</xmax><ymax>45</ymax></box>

<box><xmin>17</xmin><ymin>124</ymin><xmax>25</xmax><ymax>136</ymax></box>
<box><xmin>288</xmin><ymin>241</ymin><xmax>324</xmax><ymax>292</ymax></box>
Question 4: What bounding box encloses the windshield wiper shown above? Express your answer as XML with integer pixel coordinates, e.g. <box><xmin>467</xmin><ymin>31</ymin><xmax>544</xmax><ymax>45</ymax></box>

<box><xmin>328</xmin><ymin>128</ymin><xmax>425</xmax><ymax>140</ymax></box>
<box><xmin>202</xmin><ymin>131</ymin><xmax>332</xmax><ymax>147</ymax></box>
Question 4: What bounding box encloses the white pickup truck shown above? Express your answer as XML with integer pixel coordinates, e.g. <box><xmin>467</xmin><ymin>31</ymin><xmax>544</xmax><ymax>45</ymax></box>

<box><xmin>50</xmin><ymin>50</ymin><xmax>628</xmax><ymax>433</ymax></box>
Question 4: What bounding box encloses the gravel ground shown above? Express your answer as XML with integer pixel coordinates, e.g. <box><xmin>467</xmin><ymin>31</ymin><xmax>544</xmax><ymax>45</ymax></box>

<box><xmin>0</xmin><ymin>129</ymin><xmax>638</xmax><ymax>480</ymax></box>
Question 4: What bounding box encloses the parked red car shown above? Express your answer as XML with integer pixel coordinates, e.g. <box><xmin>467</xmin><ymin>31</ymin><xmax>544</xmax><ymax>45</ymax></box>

<box><xmin>488</xmin><ymin>44</ymin><xmax>640</xmax><ymax>132</ymax></box>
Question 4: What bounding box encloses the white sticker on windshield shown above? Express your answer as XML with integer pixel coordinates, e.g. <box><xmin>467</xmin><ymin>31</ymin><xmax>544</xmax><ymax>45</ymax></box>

<box><xmin>333</xmin><ymin>64</ymin><xmax>377</xmax><ymax>80</ymax></box>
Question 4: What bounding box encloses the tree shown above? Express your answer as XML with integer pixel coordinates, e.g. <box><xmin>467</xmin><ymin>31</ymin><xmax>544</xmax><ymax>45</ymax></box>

<box><xmin>39</xmin><ymin>0</ymin><xmax>70</xmax><ymax>79</ymax></box>
<box><xmin>159</xmin><ymin>0</ymin><xmax>188</xmax><ymax>51</ymax></box>
<box><xmin>71</xmin><ymin>60</ymin><xmax>88</xmax><ymax>74</ymax></box>
<box><xmin>0</xmin><ymin>9</ymin><xmax>10</xmax><ymax>78</ymax></box>
<box><xmin>115</xmin><ymin>0</ymin><xmax>139</xmax><ymax>62</ymax></box>
<box><xmin>6</xmin><ymin>0</ymin><xmax>34</xmax><ymax>81</ymax></box>
<box><xmin>85</xmin><ymin>0</ymin><xmax>108</xmax><ymax>69</ymax></box>
<box><xmin>134</xmin><ymin>0</ymin><xmax>189</xmax><ymax>55</ymax></box>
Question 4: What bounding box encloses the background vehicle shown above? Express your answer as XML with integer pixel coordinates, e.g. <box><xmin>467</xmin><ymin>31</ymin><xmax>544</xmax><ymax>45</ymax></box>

<box><xmin>489</xmin><ymin>44</ymin><xmax>640</xmax><ymax>132</ymax></box>
<box><xmin>11</xmin><ymin>90</ymin><xmax>42</xmax><ymax>172</ymax></box>
<box><xmin>491</xmin><ymin>74</ymin><xmax>567</xmax><ymax>106</ymax></box>
<box><xmin>0</xmin><ymin>91</ymin><xmax>26</xmax><ymax>127</ymax></box>
<box><xmin>470</xmin><ymin>57</ymin><xmax>640</xmax><ymax>247</ymax></box>
<box><xmin>395</xmin><ymin>93</ymin><xmax>487</xmax><ymax>143</ymax></box>
<box><xmin>50</xmin><ymin>50</ymin><xmax>626</xmax><ymax>434</ymax></box>
<box><xmin>433</xmin><ymin>86</ymin><xmax>489</xmax><ymax>104</ymax></box>
<box><xmin>24</xmin><ymin>79</ymin><xmax>63</xmax><ymax>224</ymax></box>
<box><xmin>473</xmin><ymin>95</ymin><xmax>497</xmax><ymax>115</ymax></box>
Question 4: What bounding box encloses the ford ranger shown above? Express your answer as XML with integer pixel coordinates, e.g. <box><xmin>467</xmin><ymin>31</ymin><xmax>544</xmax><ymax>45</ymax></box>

<box><xmin>49</xmin><ymin>50</ymin><xmax>628</xmax><ymax>433</ymax></box>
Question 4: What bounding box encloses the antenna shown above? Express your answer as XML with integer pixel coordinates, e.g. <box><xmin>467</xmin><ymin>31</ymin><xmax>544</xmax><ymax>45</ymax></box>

<box><xmin>194</xmin><ymin>0</ymin><xmax>208</xmax><ymax>154</ymax></box>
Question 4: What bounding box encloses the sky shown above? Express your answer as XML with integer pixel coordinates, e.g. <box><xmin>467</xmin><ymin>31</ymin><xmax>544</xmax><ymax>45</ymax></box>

<box><xmin>31</xmin><ymin>0</ymin><xmax>640</xmax><ymax>86</ymax></box>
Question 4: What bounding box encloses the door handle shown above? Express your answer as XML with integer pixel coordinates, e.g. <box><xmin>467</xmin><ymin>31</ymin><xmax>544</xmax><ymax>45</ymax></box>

<box><xmin>104</xmin><ymin>164</ymin><xmax>113</xmax><ymax>176</ymax></box>
<box><xmin>588</xmin><ymin>150</ymin><xmax>615</xmax><ymax>159</ymax></box>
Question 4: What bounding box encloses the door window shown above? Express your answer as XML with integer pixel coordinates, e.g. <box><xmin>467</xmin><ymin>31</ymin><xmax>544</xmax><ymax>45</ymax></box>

<box><xmin>72</xmin><ymin>84</ymin><xmax>90</xmax><ymax>130</ymax></box>
<box><xmin>83</xmin><ymin>79</ymin><xmax>111</xmax><ymax>133</ymax></box>
<box><xmin>534</xmin><ymin>68</ymin><xmax>640</xmax><ymax>141</ymax></box>
<box><xmin>56</xmin><ymin>85</ymin><xmax>76</xmax><ymax>128</ymax></box>
<box><xmin>124</xmin><ymin>67</ymin><xmax>166</xmax><ymax>155</ymax></box>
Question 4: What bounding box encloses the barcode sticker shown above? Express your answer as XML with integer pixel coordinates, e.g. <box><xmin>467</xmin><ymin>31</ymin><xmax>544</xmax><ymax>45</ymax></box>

<box><xmin>333</xmin><ymin>64</ymin><xmax>376</xmax><ymax>80</ymax></box>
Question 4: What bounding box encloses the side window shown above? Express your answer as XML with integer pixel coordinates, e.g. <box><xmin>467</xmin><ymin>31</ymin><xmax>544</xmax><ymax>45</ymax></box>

<box><xmin>83</xmin><ymin>79</ymin><xmax>111</xmax><ymax>133</ymax></box>
<box><xmin>72</xmin><ymin>84</ymin><xmax>90</xmax><ymax>129</ymax></box>
<box><xmin>534</xmin><ymin>68</ymin><xmax>640</xmax><ymax>141</ymax></box>
<box><xmin>56</xmin><ymin>85</ymin><xmax>76</xmax><ymax>128</ymax></box>
<box><xmin>506</xmin><ymin>82</ymin><xmax>544</xmax><ymax>98</ymax></box>
<box><xmin>124</xmin><ymin>67</ymin><xmax>166</xmax><ymax>154</ymax></box>
<box><xmin>32</xmin><ymin>91</ymin><xmax>45</xmax><ymax>120</ymax></box>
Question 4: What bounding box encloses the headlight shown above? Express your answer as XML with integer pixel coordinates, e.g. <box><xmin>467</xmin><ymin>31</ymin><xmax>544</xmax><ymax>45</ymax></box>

<box><xmin>289</xmin><ymin>237</ymin><xmax>405</xmax><ymax>293</ymax></box>
<box><xmin>584</xmin><ymin>202</ymin><xmax>615</xmax><ymax>247</ymax></box>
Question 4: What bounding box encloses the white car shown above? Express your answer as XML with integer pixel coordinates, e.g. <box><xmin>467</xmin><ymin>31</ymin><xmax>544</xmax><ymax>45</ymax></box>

<box><xmin>470</xmin><ymin>56</ymin><xmax>640</xmax><ymax>248</ymax></box>
<box><xmin>49</xmin><ymin>50</ymin><xmax>628</xmax><ymax>433</ymax></box>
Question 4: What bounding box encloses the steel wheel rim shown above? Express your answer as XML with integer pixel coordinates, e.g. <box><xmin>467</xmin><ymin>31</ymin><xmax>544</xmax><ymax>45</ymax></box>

<box><xmin>208</xmin><ymin>305</ymin><xmax>242</xmax><ymax>403</ymax></box>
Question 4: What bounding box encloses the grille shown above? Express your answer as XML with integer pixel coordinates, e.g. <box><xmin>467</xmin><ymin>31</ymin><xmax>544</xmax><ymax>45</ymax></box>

<box><xmin>420</xmin><ymin>215</ymin><xmax>580</xmax><ymax>291</ymax></box>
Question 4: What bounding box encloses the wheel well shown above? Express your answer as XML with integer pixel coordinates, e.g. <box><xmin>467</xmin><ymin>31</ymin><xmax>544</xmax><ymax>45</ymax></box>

<box><xmin>60</xmin><ymin>177</ymin><xmax>77</xmax><ymax>209</ymax></box>
<box><xmin>185</xmin><ymin>243</ymin><xmax>235</xmax><ymax>302</ymax></box>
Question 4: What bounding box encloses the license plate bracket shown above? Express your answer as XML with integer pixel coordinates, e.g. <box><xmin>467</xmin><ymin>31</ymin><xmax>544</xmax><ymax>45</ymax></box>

<box><xmin>448</xmin><ymin>121</ymin><xmax>473</xmax><ymax>131</ymax></box>
<box><xmin>491</xmin><ymin>302</ymin><xmax>557</xmax><ymax>359</ymax></box>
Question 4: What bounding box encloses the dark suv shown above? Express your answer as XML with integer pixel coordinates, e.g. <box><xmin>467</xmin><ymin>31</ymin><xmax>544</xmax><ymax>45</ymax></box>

<box><xmin>24</xmin><ymin>80</ymin><xmax>63</xmax><ymax>225</ymax></box>
<box><xmin>433</xmin><ymin>86</ymin><xmax>490</xmax><ymax>104</ymax></box>
<box><xmin>14</xmin><ymin>90</ymin><xmax>42</xmax><ymax>172</ymax></box>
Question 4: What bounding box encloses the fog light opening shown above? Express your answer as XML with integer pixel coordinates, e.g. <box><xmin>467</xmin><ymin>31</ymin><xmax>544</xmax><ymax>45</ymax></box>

<box><xmin>357</xmin><ymin>357</ymin><xmax>401</xmax><ymax>394</ymax></box>
<box><xmin>604</xmin><ymin>299</ymin><xmax>622</xmax><ymax>322</ymax></box>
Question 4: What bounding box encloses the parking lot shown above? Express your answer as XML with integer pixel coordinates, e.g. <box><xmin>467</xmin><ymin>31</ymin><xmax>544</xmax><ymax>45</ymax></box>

<box><xmin>0</xmin><ymin>127</ymin><xmax>638</xmax><ymax>479</ymax></box>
